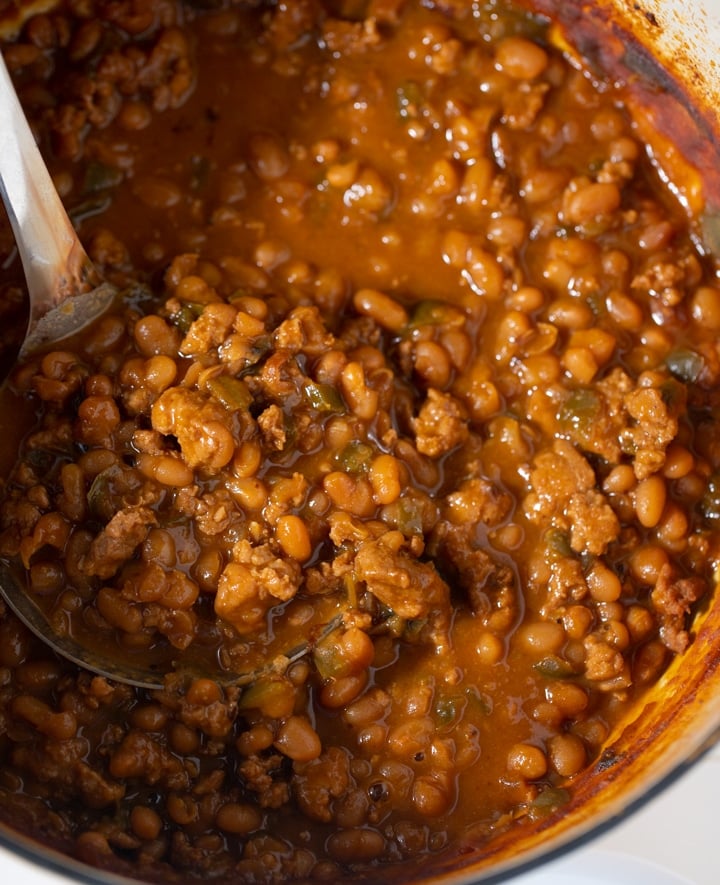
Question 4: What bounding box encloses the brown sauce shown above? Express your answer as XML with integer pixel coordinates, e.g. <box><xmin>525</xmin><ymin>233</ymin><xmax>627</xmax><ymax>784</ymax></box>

<box><xmin>0</xmin><ymin>1</ymin><xmax>719</xmax><ymax>882</ymax></box>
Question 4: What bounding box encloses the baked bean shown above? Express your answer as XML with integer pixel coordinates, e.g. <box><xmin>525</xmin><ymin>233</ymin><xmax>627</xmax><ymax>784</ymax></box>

<box><xmin>236</xmin><ymin>723</ymin><xmax>275</xmax><ymax>756</ymax></box>
<box><xmin>564</xmin><ymin>181</ymin><xmax>621</xmax><ymax>225</ymax></box>
<box><xmin>496</xmin><ymin>36</ymin><xmax>548</xmax><ymax>79</ymax></box>
<box><xmin>137</xmin><ymin>453</ymin><xmax>194</xmax><ymax>487</ymax></box>
<box><xmin>11</xmin><ymin>695</ymin><xmax>77</xmax><ymax>740</ymax></box>
<box><xmin>169</xmin><ymin>722</ymin><xmax>200</xmax><ymax>755</ymax></box>
<box><xmin>167</xmin><ymin>793</ymin><xmax>199</xmax><ymax>826</ymax></box>
<box><xmin>274</xmin><ymin>715</ymin><xmax>322</xmax><ymax>762</ymax></box>
<box><xmin>248</xmin><ymin>132</ymin><xmax>290</xmax><ymax>180</ymax></box>
<box><xmin>548</xmin><ymin>733</ymin><xmax>586</xmax><ymax>777</ymax></box>
<box><xmin>130</xmin><ymin>806</ymin><xmax>163</xmax><ymax>841</ymax></box>
<box><xmin>690</xmin><ymin>285</ymin><xmax>720</xmax><ymax>329</ymax></box>
<box><xmin>545</xmin><ymin>681</ymin><xmax>588</xmax><ymax>717</ymax></box>
<box><xmin>133</xmin><ymin>315</ymin><xmax>181</xmax><ymax>357</ymax></box>
<box><xmin>629</xmin><ymin>545</ymin><xmax>670</xmax><ymax>584</ymax></box>
<box><xmin>327</xmin><ymin>828</ymin><xmax>385</xmax><ymax>863</ymax></box>
<box><xmin>369</xmin><ymin>454</ymin><xmax>402</xmax><ymax>505</ymax></box>
<box><xmin>413</xmin><ymin>774</ymin><xmax>452</xmax><ymax>816</ymax></box>
<box><xmin>216</xmin><ymin>803</ymin><xmax>262</xmax><ymax>834</ymax></box>
<box><xmin>634</xmin><ymin>474</ymin><xmax>667</xmax><ymax>528</ymax></box>
<box><xmin>586</xmin><ymin>560</ymin><xmax>622</xmax><ymax>603</ymax></box>
<box><xmin>323</xmin><ymin>472</ymin><xmax>375</xmax><ymax>517</ymax></box>
<box><xmin>319</xmin><ymin>672</ymin><xmax>369</xmax><ymax>709</ymax></box>
<box><xmin>517</xmin><ymin>621</ymin><xmax>565</xmax><ymax>655</ymax></box>
<box><xmin>130</xmin><ymin>704</ymin><xmax>169</xmax><ymax>731</ymax></box>
<box><xmin>353</xmin><ymin>288</ymin><xmax>408</xmax><ymax>332</ymax></box>
<box><xmin>275</xmin><ymin>514</ymin><xmax>312</xmax><ymax>561</ymax></box>
<box><xmin>507</xmin><ymin>743</ymin><xmax>547</xmax><ymax>780</ymax></box>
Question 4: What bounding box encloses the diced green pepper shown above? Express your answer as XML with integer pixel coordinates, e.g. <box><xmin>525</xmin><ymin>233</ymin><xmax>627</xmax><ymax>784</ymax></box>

<box><xmin>82</xmin><ymin>160</ymin><xmax>123</xmax><ymax>194</ymax></box>
<box><xmin>304</xmin><ymin>381</ymin><xmax>345</xmax><ymax>413</ymax></box>
<box><xmin>544</xmin><ymin>528</ymin><xmax>573</xmax><ymax>560</ymax></box>
<box><xmin>665</xmin><ymin>348</ymin><xmax>704</xmax><ymax>384</ymax></box>
<box><xmin>558</xmin><ymin>388</ymin><xmax>600</xmax><ymax>433</ymax></box>
<box><xmin>533</xmin><ymin>655</ymin><xmax>576</xmax><ymax>679</ymax></box>
<box><xmin>338</xmin><ymin>441</ymin><xmax>374</xmax><ymax>473</ymax></box>
<box><xmin>206</xmin><ymin>375</ymin><xmax>253</xmax><ymax>412</ymax></box>
<box><xmin>396</xmin><ymin>80</ymin><xmax>424</xmax><ymax>121</ymax></box>
<box><xmin>408</xmin><ymin>300</ymin><xmax>465</xmax><ymax>329</ymax></box>
<box><xmin>530</xmin><ymin>786</ymin><xmax>570</xmax><ymax>817</ymax></box>
<box><xmin>238</xmin><ymin>676</ymin><xmax>295</xmax><ymax>718</ymax></box>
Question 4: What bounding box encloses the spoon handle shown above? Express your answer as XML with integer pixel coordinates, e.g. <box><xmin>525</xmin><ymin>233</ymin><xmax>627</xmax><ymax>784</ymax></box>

<box><xmin>0</xmin><ymin>53</ymin><xmax>99</xmax><ymax>329</ymax></box>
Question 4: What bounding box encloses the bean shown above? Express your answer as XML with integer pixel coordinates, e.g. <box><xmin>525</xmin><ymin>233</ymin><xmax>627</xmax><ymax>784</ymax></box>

<box><xmin>169</xmin><ymin>722</ymin><xmax>200</xmax><ymax>755</ymax></box>
<box><xmin>413</xmin><ymin>774</ymin><xmax>452</xmax><ymax>816</ymax></box>
<box><xmin>319</xmin><ymin>672</ymin><xmax>369</xmax><ymax>709</ymax></box>
<box><xmin>369</xmin><ymin>454</ymin><xmax>402</xmax><ymax>505</ymax></box>
<box><xmin>630</xmin><ymin>544</ymin><xmax>669</xmax><ymax>586</ymax></box>
<box><xmin>606</xmin><ymin>289</ymin><xmax>644</xmax><ymax>331</ymax></box>
<box><xmin>167</xmin><ymin>793</ymin><xmax>198</xmax><ymax>826</ymax></box>
<box><xmin>564</xmin><ymin>181</ymin><xmax>621</xmax><ymax>225</ymax></box>
<box><xmin>236</xmin><ymin>723</ymin><xmax>275</xmax><ymax>756</ymax></box>
<box><xmin>586</xmin><ymin>560</ymin><xmax>622</xmax><ymax>602</ymax></box>
<box><xmin>194</xmin><ymin>548</ymin><xmax>224</xmax><ymax>592</ymax></box>
<box><xmin>323</xmin><ymin>472</ymin><xmax>375</xmax><ymax>518</ymax></box>
<box><xmin>545</xmin><ymin>681</ymin><xmax>588</xmax><ymax>717</ymax></box>
<box><xmin>275</xmin><ymin>514</ymin><xmax>312</xmax><ymax>562</ymax></box>
<box><xmin>11</xmin><ymin>695</ymin><xmax>77</xmax><ymax>740</ymax></box>
<box><xmin>496</xmin><ymin>36</ymin><xmax>548</xmax><ymax>79</ymax></box>
<box><xmin>548</xmin><ymin>733</ymin><xmax>586</xmax><ymax>777</ymax></box>
<box><xmin>413</xmin><ymin>340</ymin><xmax>452</xmax><ymax>388</ymax></box>
<box><xmin>463</xmin><ymin>248</ymin><xmax>505</xmax><ymax>300</ymax></box>
<box><xmin>476</xmin><ymin>631</ymin><xmax>504</xmax><ymax>665</ymax></box>
<box><xmin>136</xmin><ymin>453</ymin><xmax>194</xmax><ymax>487</ymax></box>
<box><xmin>343</xmin><ymin>688</ymin><xmax>391</xmax><ymax>728</ymax></box>
<box><xmin>339</xmin><ymin>361</ymin><xmax>379</xmax><ymax>421</ymax></box>
<box><xmin>507</xmin><ymin>742</ymin><xmax>547</xmax><ymax>780</ymax></box>
<box><xmin>353</xmin><ymin>288</ymin><xmax>408</xmax><ymax>333</ymax></box>
<box><xmin>691</xmin><ymin>285</ymin><xmax>720</xmax><ymax>330</ymax></box>
<box><xmin>662</xmin><ymin>443</ymin><xmax>694</xmax><ymax>479</ymax></box>
<box><xmin>635</xmin><ymin>474</ymin><xmax>667</xmax><ymax>528</ymax></box>
<box><xmin>133</xmin><ymin>176</ymin><xmax>182</xmax><ymax>209</ymax></box>
<box><xmin>229</xmin><ymin>477</ymin><xmax>268</xmax><ymax>511</ymax></box>
<box><xmin>327</xmin><ymin>828</ymin><xmax>385</xmax><ymax>863</ymax></box>
<box><xmin>186</xmin><ymin>678</ymin><xmax>223</xmax><ymax>706</ymax></box>
<box><xmin>216</xmin><ymin>803</ymin><xmax>262</xmax><ymax>834</ymax></box>
<box><xmin>97</xmin><ymin>588</ymin><xmax>143</xmax><ymax>634</ymax></box>
<box><xmin>134</xmin><ymin>315</ymin><xmax>181</xmax><ymax>357</ymax></box>
<box><xmin>130</xmin><ymin>806</ymin><xmax>163</xmax><ymax>841</ymax></box>
<box><xmin>130</xmin><ymin>704</ymin><xmax>169</xmax><ymax>732</ymax></box>
<box><xmin>273</xmin><ymin>715</ymin><xmax>322</xmax><ymax>762</ymax></box>
<box><xmin>517</xmin><ymin>621</ymin><xmax>565</xmax><ymax>655</ymax></box>
<box><xmin>118</xmin><ymin>99</ymin><xmax>152</xmax><ymax>131</ymax></box>
<box><xmin>344</xmin><ymin>167</ymin><xmax>392</xmax><ymax>214</ymax></box>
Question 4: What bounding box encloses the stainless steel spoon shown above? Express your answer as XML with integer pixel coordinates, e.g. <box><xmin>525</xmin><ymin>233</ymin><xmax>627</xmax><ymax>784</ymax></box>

<box><xmin>0</xmin><ymin>54</ymin><xmax>115</xmax><ymax>360</ymax></box>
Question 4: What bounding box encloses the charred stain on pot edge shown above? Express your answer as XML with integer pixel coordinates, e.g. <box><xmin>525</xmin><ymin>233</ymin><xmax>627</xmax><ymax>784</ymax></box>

<box><xmin>595</xmin><ymin>749</ymin><xmax>622</xmax><ymax>773</ymax></box>
<box><xmin>525</xmin><ymin>0</ymin><xmax>720</xmax><ymax>244</ymax></box>
<box><xmin>634</xmin><ymin>4</ymin><xmax>660</xmax><ymax>27</ymax></box>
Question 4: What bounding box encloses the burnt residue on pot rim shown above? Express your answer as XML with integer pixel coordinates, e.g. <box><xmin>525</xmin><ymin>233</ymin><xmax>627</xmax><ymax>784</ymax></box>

<box><xmin>523</xmin><ymin>0</ymin><xmax>720</xmax><ymax>260</ymax></box>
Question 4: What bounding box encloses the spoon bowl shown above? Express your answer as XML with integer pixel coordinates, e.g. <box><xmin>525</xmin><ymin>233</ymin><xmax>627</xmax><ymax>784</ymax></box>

<box><xmin>0</xmin><ymin>54</ymin><xmax>116</xmax><ymax>364</ymax></box>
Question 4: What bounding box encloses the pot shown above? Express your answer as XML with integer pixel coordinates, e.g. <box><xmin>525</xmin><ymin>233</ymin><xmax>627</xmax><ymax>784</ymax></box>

<box><xmin>1</xmin><ymin>1</ymin><xmax>720</xmax><ymax>883</ymax></box>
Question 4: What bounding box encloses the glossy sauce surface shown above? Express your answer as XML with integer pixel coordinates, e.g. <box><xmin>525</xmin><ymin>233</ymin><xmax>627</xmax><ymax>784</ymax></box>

<box><xmin>0</xmin><ymin>1</ymin><xmax>719</xmax><ymax>882</ymax></box>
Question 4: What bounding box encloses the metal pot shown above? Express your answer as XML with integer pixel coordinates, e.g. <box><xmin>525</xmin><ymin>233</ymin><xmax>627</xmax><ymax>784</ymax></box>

<box><xmin>1</xmin><ymin>1</ymin><xmax>720</xmax><ymax>882</ymax></box>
